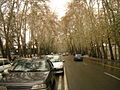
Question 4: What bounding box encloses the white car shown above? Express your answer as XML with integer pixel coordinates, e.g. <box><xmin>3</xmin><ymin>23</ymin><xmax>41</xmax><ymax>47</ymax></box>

<box><xmin>0</xmin><ymin>58</ymin><xmax>12</xmax><ymax>73</ymax></box>
<box><xmin>47</xmin><ymin>55</ymin><xmax>64</xmax><ymax>74</ymax></box>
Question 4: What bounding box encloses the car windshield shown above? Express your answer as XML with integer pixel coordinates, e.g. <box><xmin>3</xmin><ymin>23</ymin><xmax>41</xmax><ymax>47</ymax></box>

<box><xmin>49</xmin><ymin>56</ymin><xmax>62</xmax><ymax>62</ymax></box>
<box><xmin>46</xmin><ymin>55</ymin><xmax>54</xmax><ymax>59</ymax></box>
<box><xmin>12</xmin><ymin>60</ymin><xmax>50</xmax><ymax>72</ymax></box>
<box><xmin>76</xmin><ymin>54</ymin><xmax>81</xmax><ymax>57</ymax></box>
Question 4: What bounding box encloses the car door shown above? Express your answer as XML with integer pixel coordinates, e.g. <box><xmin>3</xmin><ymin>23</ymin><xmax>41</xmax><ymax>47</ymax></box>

<box><xmin>47</xmin><ymin>60</ymin><xmax>55</xmax><ymax>84</ymax></box>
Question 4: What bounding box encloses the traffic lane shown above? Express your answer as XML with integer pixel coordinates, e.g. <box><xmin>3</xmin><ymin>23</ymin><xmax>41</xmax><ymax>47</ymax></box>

<box><xmin>86</xmin><ymin>58</ymin><xmax>120</xmax><ymax>79</ymax></box>
<box><xmin>64</xmin><ymin>56</ymin><xmax>120</xmax><ymax>90</ymax></box>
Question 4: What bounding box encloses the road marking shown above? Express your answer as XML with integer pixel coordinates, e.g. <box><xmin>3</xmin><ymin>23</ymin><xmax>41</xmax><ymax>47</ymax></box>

<box><xmin>104</xmin><ymin>72</ymin><xmax>120</xmax><ymax>81</ymax></box>
<box><xmin>58</xmin><ymin>75</ymin><xmax>62</xmax><ymax>90</ymax></box>
<box><xmin>64</xmin><ymin>67</ymin><xmax>68</xmax><ymax>90</ymax></box>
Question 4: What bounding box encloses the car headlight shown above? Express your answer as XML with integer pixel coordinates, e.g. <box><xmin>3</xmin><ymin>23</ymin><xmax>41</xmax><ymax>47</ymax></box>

<box><xmin>31</xmin><ymin>84</ymin><xmax>47</xmax><ymax>89</ymax></box>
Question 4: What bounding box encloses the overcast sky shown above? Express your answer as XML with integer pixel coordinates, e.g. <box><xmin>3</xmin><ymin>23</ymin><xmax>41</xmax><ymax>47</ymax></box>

<box><xmin>49</xmin><ymin>0</ymin><xmax>72</xmax><ymax>19</ymax></box>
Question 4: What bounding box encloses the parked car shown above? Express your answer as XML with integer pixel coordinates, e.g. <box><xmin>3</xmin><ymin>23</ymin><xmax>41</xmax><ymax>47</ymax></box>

<box><xmin>32</xmin><ymin>55</ymin><xmax>46</xmax><ymax>60</ymax></box>
<box><xmin>0</xmin><ymin>58</ymin><xmax>12</xmax><ymax>73</ymax></box>
<box><xmin>47</xmin><ymin>55</ymin><xmax>64</xmax><ymax>74</ymax></box>
<box><xmin>0</xmin><ymin>58</ymin><xmax>56</xmax><ymax>90</ymax></box>
<box><xmin>46</xmin><ymin>55</ymin><xmax>54</xmax><ymax>59</ymax></box>
<box><xmin>74</xmin><ymin>54</ymin><xmax>83</xmax><ymax>61</ymax></box>
<box><xmin>62</xmin><ymin>52</ymin><xmax>69</xmax><ymax>56</ymax></box>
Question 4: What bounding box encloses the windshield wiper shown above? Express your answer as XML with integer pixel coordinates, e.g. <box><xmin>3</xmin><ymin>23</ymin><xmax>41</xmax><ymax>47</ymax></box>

<box><xmin>29</xmin><ymin>69</ymin><xmax>49</xmax><ymax>72</ymax></box>
<box><xmin>10</xmin><ymin>70</ymin><xmax>25</xmax><ymax>72</ymax></box>
<box><xmin>10</xmin><ymin>69</ymin><xmax>49</xmax><ymax>72</ymax></box>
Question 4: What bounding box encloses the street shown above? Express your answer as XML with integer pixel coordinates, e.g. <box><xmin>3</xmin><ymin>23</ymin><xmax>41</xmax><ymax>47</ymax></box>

<box><xmin>0</xmin><ymin>0</ymin><xmax>120</xmax><ymax>90</ymax></box>
<box><xmin>59</xmin><ymin>55</ymin><xmax>120</xmax><ymax>90</ymax></box>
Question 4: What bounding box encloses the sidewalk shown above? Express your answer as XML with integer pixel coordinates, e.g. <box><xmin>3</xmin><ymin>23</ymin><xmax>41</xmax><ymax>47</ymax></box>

<box><xmin>84</xmin><ymin>56</ymin><xmax>120</xmax><ymax>69</ymax></box>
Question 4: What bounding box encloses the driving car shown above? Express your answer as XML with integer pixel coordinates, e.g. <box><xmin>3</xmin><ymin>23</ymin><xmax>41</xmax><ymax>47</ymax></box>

<box><xmin>46</xmin><ymin>55</ymin><xmax>64</xmax><ymax>74</ymax></box>
<box><xmin>0</xmin><ymin>58</ymin><xmax>56</xmax><ymax>90</ymax></box>
<box><xmin>0</xmin><ymin>58</ymin><xmax>12</xmax><ymax>73</ymax></box>
<box><xmin>74</xmin><ymin>54</ymin><xmax>83</xmax><ymax>61</ymax></box>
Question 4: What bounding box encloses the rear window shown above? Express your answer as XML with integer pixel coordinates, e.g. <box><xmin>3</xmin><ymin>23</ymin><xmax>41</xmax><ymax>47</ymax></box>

<box><xmin>76</xmin><ymin>54</ymin><xmax>81</xmax><ymax>56</ymax></box>
<box><xmin>49</xmin><ymin>56</ymin><xmax>62</xmax><ymax>62</ymax></box>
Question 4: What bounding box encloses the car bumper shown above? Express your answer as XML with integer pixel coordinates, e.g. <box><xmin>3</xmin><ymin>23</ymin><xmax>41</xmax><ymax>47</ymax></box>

<box><xmin>54</xmin><ymin>68</ymin><xmax>64</xmax><ymax>74</ymax></box>
<box><xmin>74</xmin><ymin>58</ymin><xmax>83</xmax><ymax>61</ymax></box>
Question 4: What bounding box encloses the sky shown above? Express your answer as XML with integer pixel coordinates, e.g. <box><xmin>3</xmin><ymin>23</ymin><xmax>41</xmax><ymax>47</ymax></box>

<box><xmin>49</xmin><ymin>0</ymin><xmax>72</xmax><ymax>19</ymax></box>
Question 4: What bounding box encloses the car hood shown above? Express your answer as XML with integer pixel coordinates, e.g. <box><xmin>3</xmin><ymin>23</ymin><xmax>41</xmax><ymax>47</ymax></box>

<box><xmin>0</xmin><ymin>71</ymin><xmax>49</xmax><ymax>86</ymax></box>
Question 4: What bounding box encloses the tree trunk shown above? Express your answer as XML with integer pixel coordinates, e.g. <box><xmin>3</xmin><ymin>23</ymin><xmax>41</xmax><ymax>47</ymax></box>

<box><xmin>0</xmin><ymin>37</ymin><xmax>6</xmax><ymax>57</ymax></box>
<box><xmin>17</xmin><ymin>36</ymin><xmax>21</xmax><ymax>56</ymax></box>
<box><xmin>108</xmin><ymin>37</ymin><xmax>114</xmax><ymax>60</ymax></box>
<box><xmin>118</xmin><ymin>46</ymin><xmax>120</xmax><ymax>60</ymax></box>
<box><xmin>5</xmin><ymin>36</ymin><xmax>11</xmax><ymax>60</ymax></box>
<box><xmin>101</xmin><ymin>40</ymin><xmax>107</xmax><ymax>59</ymax></box>
<box><xmin>114</xmin><ymin>44</ymin><xmax>117</xmax><ymax>60</ymax></box>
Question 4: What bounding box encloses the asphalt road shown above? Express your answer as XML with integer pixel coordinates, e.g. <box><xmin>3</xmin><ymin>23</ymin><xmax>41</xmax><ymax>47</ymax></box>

<box><xmin>0</xmin><ymin>55</ymin><xmax>120</xmax><ymax>90</ymax></box>
<box><xmin>63</xmin><ymin>55</ymin><xmax>120</xmax><ymax>90</ymax></box>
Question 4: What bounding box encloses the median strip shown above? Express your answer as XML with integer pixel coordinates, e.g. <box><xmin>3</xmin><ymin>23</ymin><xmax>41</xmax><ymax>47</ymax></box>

<box><xmin>64</xmin><ymin>67</ymin><xmax>68</xmax><ymax>90</ymax></box>
<box><xmin>101</xmin><ymin>63</ymin><xmax>120</xmax><ymax>70</ymax></box>
<box><xmin>86</xmin><ymin>57</ymin><xmax>120</xmax><ymax>70</ymax></box>
<box><xmin>95</xmin><ymin>61</ymin><xmax>120</xmax><ymax>70</ymax></box>
<box><xmin>104</xmin><ymin>72</ymin><xmax>120</xmax><ymax>81</ymax></box>
<box><xmin>58</xmin><ymin>76</ymin><xmax>62</xmax><ymax>90</ymax></box>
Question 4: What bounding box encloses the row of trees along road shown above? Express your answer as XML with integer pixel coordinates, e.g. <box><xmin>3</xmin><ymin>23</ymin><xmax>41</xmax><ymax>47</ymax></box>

<box><xmin>61</xmin><ymin>0</ymin><xmax>120</xmax><ymax>60</ymax></box>
<box><xmin>0</xmin><ymin>0</ymin><xmax>59</xmax><ymax>59</ymax></box>
<box><xmin>0</xmin><ymin>0</ymin><xmax>120</xmax><ymax>61</ymax></box>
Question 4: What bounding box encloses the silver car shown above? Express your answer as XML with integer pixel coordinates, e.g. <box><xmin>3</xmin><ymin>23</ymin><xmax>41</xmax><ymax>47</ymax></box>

<box><xmin>47</xmin><ymin>55</ymin><xmax>64</xmax><ymax>74</ymax></box>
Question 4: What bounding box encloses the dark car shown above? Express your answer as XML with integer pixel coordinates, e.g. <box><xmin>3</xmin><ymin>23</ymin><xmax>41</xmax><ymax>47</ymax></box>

<box><xmin>0</xmin><ymin>58</ymin><xmax>56</xmax><ymax>90</ymax></box>
<box><xmin>74</xmin><ymin>54</ymin><xmax>83</xmax><ymax>61</ymax></box>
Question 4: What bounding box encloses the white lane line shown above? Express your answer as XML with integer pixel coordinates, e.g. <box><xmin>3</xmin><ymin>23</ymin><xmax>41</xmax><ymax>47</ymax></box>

<box><xmin>104</xmin><ymin>72</ymin><xmax>120</xmax><ymax>81</ymax></box>
<box><xmin>58</xmin><ymin>75</ymin><xmax>62</xmax><ymax>90</ymax></box>
<box><xmin>64</xmin><ymin>67</ymin><xmax>68</xmax><ymax>90</ymax></box>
